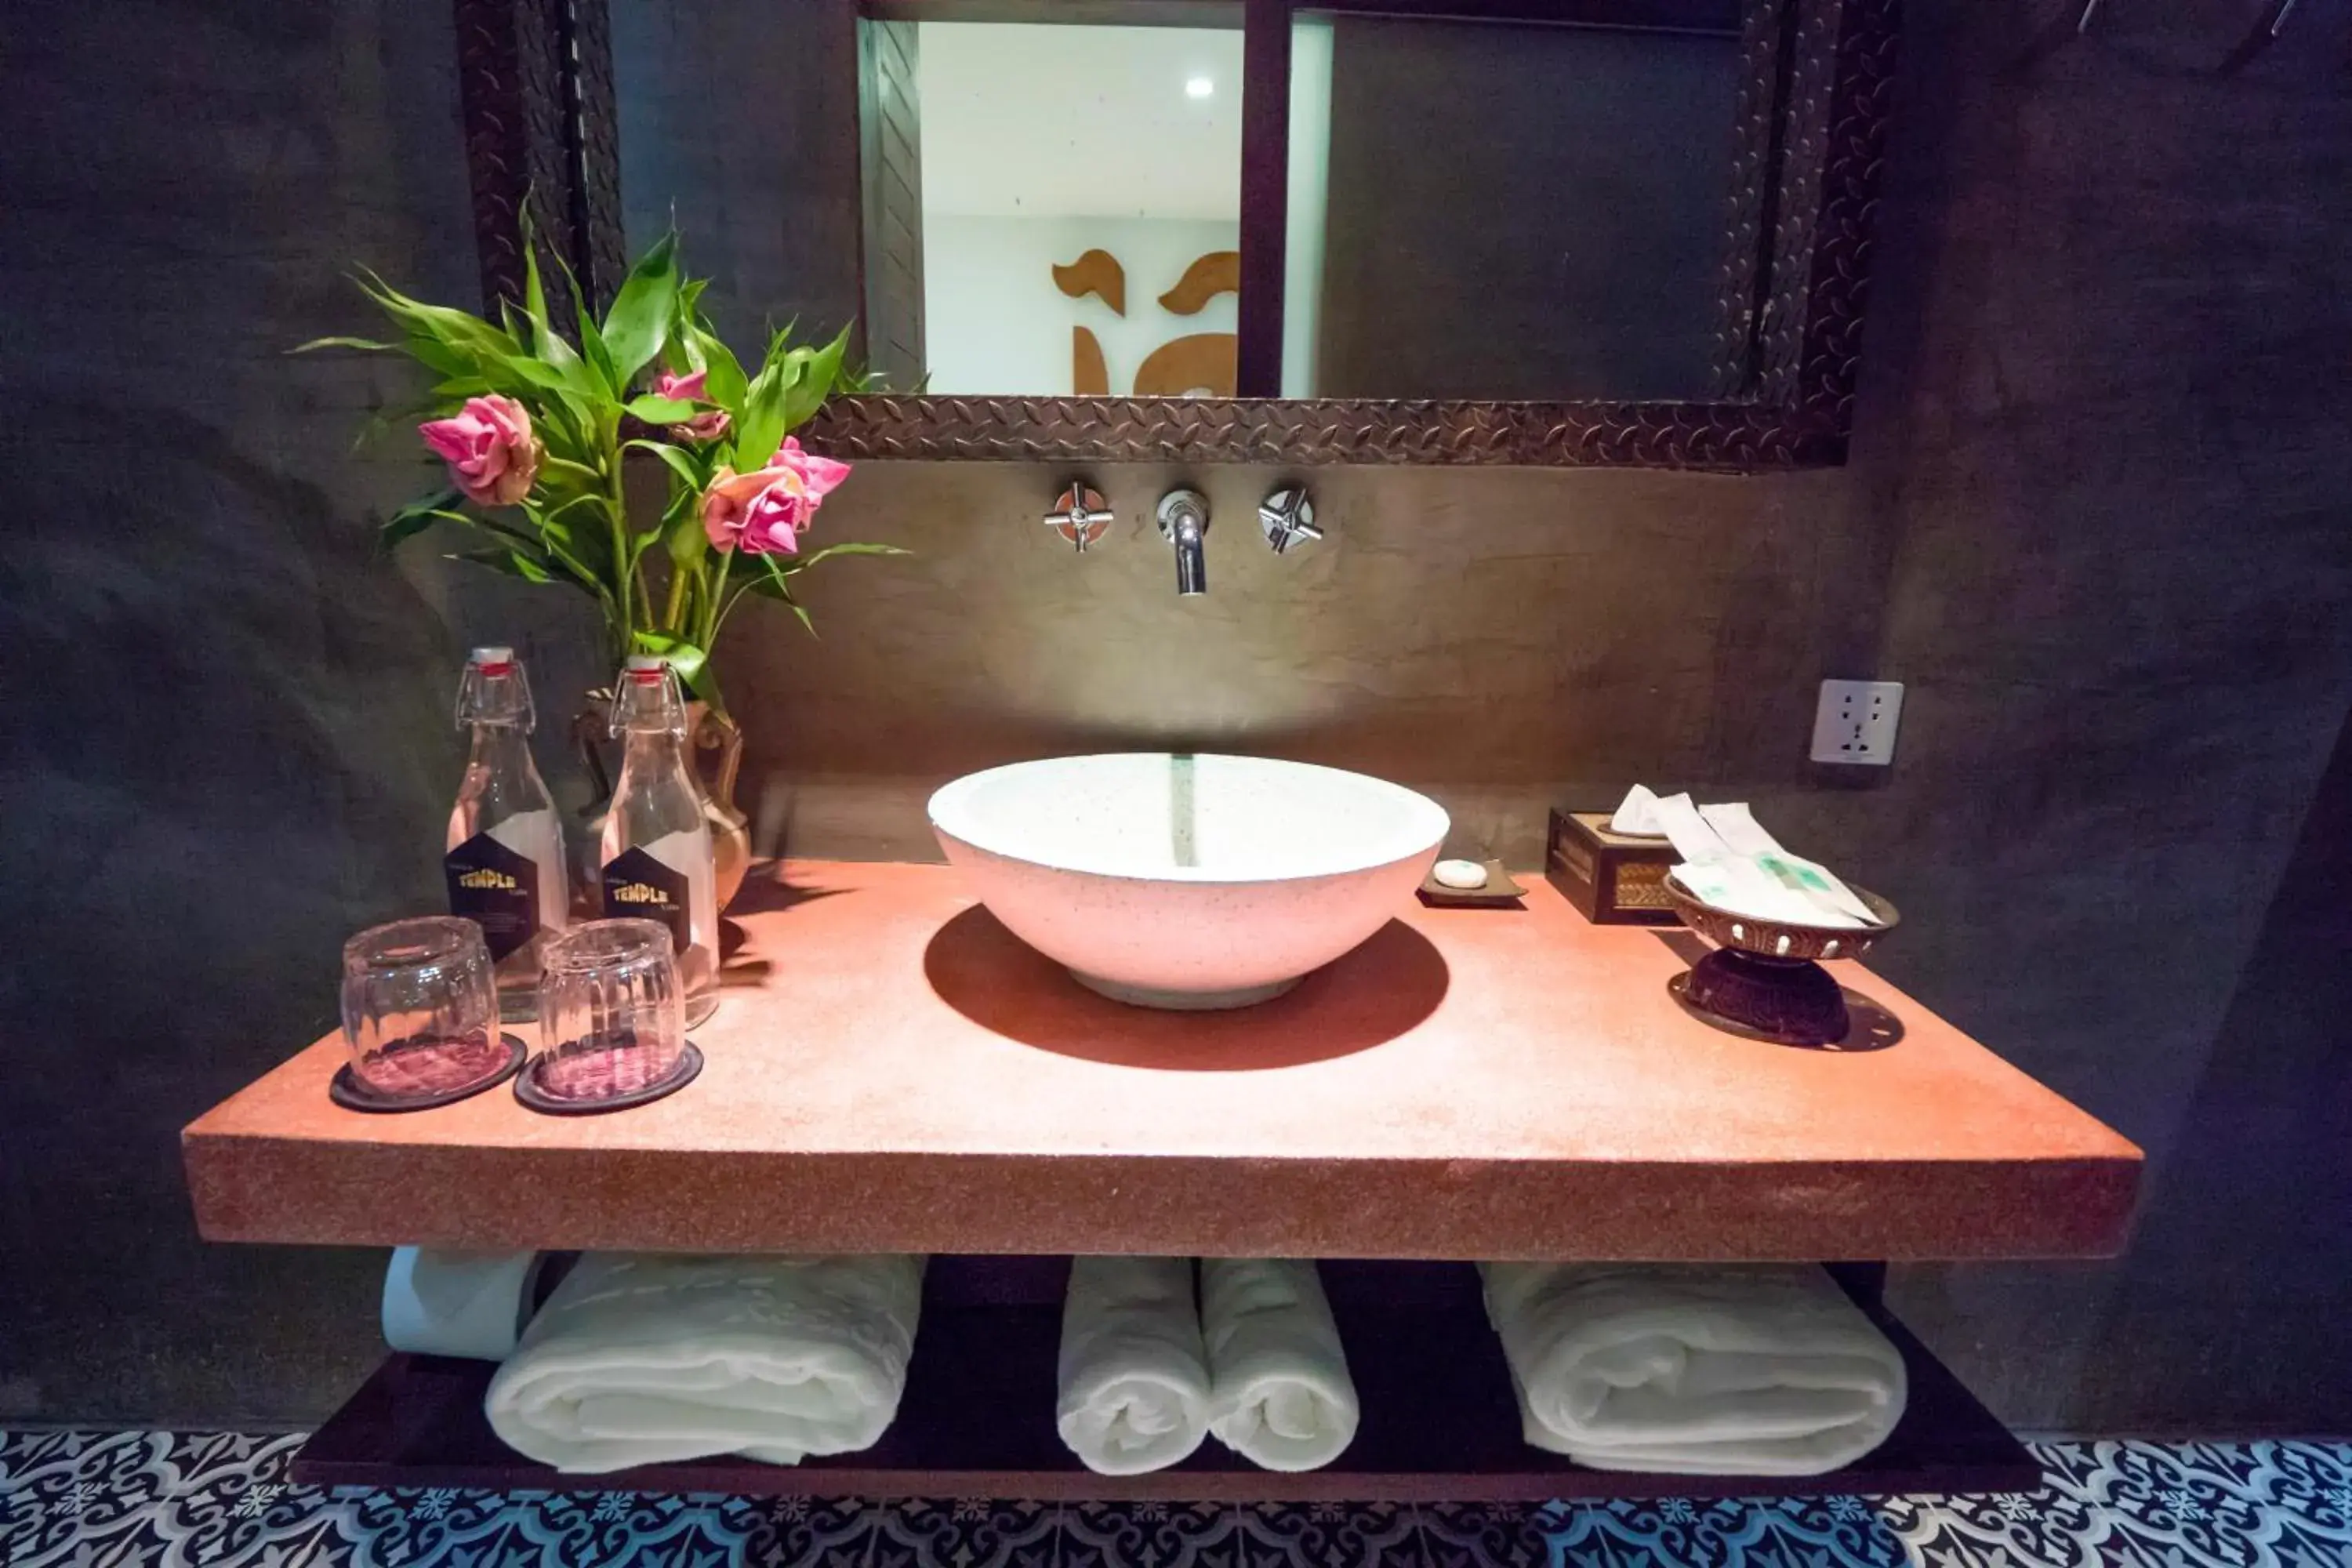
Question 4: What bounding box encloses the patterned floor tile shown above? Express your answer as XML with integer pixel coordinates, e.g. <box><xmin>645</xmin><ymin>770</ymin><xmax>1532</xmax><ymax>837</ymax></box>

<box><xmin>1231</xmin><ymin>1501</ymin><xmax>1423</xmax><ymax>1568</ymax></box>
<box><xmin>869</xmin><ymin>1497</ymin><xmax>1060</xmax><ymax>1568</ymax></box>
<box><xmin>6</xmin><ymin>1434</ymin><xmax>2352</xmax><ymax>1568</ymax></box>
<box><xmin>741</xmin><ymin>1497</ymin><xmax>886</xmax><ymax>1568</ymax></box>
<box><xmin>1417</xmin><ymin>1501</ymin><xmax>1552</xmax><ymax>1568</ymax></box>
<box><xmin>1062</xmin><ymin>1501</ymin><xmax>1240</xmax><ymax>1568</ymax></box>
<box><xmin>1534</xmin><ymin>1495</ymin><xmax>1916</xmax><ymax>1568</ymax></box>
<box><xmin>1878</xmin><ymin>1490</ymin><xmax>2137</xmax><ymax>1568</ymax></box>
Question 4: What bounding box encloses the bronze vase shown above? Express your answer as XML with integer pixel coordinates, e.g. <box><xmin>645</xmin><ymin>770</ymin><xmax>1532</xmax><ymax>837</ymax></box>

<box><xmin>572</xmin><ymin>694</ymin><xmax>753</xmax><ymax>913</ymax></box>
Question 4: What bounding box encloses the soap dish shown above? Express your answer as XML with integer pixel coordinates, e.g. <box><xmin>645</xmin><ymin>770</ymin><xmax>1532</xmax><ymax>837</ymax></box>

<box><xmin>1663</xmin><ymin>874</ymin><xmax>1900</xmax><ymax>1046</ymax></box>
<box><xmin>1416</xmin><ymin>858</ymin><xmax>1526</xmax><ymax>909</ymax></box>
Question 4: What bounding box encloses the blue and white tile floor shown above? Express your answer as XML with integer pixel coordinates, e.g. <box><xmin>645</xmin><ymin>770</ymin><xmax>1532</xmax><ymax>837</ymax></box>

<box><xmin>5</xmin><ymin>1434</ymin><xmax>2350</xmax><ymax>1567</ymax></box>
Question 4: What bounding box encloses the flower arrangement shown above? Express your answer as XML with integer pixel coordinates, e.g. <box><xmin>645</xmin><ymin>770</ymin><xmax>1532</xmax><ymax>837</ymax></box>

<box><xmin>303</xmin><ymin>230</ymin><xmax>899</xmax><ymax>715</ymax></box>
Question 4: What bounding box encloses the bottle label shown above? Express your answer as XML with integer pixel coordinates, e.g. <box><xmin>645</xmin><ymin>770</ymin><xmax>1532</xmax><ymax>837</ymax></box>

<box><xmin>445</xmin><ymin>832</ymin><xmax>540</xmax><ymax>962</ymax></box>
<box><xmin>603</xmin><ymin>846</ymin><xmax>691</xmax><ymax>952</ymax></box>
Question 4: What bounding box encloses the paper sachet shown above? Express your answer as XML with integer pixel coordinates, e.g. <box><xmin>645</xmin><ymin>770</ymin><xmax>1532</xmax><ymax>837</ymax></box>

<box><xmin>1620</xmin><ymin>789</ymin><xmax>1880</xmax><ymax>929</ymax></box>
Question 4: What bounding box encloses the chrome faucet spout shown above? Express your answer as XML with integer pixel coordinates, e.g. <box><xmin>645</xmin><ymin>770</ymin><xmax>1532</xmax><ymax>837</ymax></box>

<box><xmin>1156</xmin><ymin>488</ymin><xmax>1210</xmax><ymax>597</ymax></box>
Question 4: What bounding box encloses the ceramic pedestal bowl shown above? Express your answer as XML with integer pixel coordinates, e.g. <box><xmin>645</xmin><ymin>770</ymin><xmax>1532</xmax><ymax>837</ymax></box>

<box><xmin>928</xmin><ymin>753</ymin><xmax>1450</xmax><ymax>1009</ymax></box>
<box><xmin>1663</xmin><ymin>872</ymin><xmax>1901</xmax><ymax>1045</ymax></box>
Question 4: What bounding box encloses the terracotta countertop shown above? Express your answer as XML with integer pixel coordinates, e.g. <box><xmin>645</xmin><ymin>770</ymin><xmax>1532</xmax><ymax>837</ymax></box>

<box><xmin>183</xmin><ymin>860</ymin><xmax>2140</xmax><ymax>1261</ymax></box>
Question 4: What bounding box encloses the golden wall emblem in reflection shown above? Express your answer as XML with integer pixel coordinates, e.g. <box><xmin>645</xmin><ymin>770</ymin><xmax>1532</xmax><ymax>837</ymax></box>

<box><xmin>1052</xmin><ymin>248</ymin><xmax>1238</xmax><ymax>398</ymax></box>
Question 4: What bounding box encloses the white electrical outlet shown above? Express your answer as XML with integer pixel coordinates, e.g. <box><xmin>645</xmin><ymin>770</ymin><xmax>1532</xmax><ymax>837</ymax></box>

<box><xmin>1810</xmin><ymin>680</ymin><xmax>1904</xmax><ymax>765</ymax></box>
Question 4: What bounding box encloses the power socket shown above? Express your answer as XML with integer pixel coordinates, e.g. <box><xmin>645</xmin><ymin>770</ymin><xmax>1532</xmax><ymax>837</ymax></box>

<box><xmin>1810</xmin><ymin>680</ymin><xmax>1904</xmax><ymax>765</ymax></box>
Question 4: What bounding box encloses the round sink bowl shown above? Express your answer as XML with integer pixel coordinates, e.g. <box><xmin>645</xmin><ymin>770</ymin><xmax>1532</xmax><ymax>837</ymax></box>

<box><xmin>929</xmin><ymin>753</ymin><xmax>1449</xmax><ymax>1009</ymax></box>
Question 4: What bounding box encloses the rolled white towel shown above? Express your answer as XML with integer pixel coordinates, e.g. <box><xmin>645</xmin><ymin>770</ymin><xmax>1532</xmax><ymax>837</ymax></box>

<box><xmin>1056</xmin><ymin>1256</ymin><xmax>1212</xmax><ymax>1475</ymax></box>
<box><xmin>485</xmin><ymin>1252</ymin><xmax>925</xmax><ymax>1474</ymax></box>
<box><xmin>1200</xmin><ymin>1258</ymin><xmax>1359</xmax><ymax>1472</ymax></box>
<box><xmin>382</xmin><ymin>1247</ymin><xmax>546</xmax><ymax>1361</ymax></box>
<box><xmin>1480</xmin><ymin>1263</ymin><xmax>1907</xmax><ymax>1477</ymax></box>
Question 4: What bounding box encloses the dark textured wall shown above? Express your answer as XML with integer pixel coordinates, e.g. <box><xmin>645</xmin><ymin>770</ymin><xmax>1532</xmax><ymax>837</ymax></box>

<box><xmin>2</xmin><ymin>0</ymin><xmax>2348</xmax><ymax>1439</ymax></box>
<box><xmin>0</xmin><ymin>2</ymin><xmax>607</xmax><ymax>1421</ymax></box>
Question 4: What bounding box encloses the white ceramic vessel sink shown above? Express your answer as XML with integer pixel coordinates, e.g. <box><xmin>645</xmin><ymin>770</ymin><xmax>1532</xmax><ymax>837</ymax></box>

<box><xmin>929</xmin><ymin>753</ymin><xmax>1449</xmax><ymax>1009</ymax></box>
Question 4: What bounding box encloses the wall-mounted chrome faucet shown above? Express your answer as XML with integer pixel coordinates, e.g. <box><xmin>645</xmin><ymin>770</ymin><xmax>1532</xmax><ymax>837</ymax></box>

<box><xmin>1156</xmin><ymin>488</ymin><xmax>1210</xmax><ymax>597</ymax></box>
<box><xmin>1044</xmin><ymin>481</ymin><xmax>1112</xmax><ymax>552</ymax></box>
<box><xmin>1259</xmin><ymin>485</ymin><xmax>1322</xmax><ymax>554</ymax></box>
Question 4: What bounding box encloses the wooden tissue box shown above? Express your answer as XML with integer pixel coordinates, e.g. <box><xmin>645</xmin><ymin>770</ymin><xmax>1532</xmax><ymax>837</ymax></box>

<box><xmin>1545</xmin><ymin>808</ymin><xmax>1681</xmax><ymax>926</ymax></box>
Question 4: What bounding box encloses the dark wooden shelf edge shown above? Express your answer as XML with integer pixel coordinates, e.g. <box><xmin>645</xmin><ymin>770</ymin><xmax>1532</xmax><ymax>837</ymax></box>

<box><xmin>292</xmin><ymin>1260</ymin><xmax>2038</xmax><ymax>1502</ymax></box>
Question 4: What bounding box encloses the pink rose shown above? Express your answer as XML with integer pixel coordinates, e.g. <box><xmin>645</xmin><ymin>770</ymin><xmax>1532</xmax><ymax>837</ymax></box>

<box><xmin>419</xmin><ymin>395</ymin><xmax>540</xmax><ymax>507</ymax></box>
<box><xmin>652</xmin><ymin>368</ymin><xmax>730</xmax><ymax>442</ymax></box>
<box><xmin>699</xmin><ymin>439</ymin><xmax>852</xmax><ymax>556</ymax></box>
<box><xmin>771</xmin><ymin>436</ymin><xmax>852</xmax><ymax>499</ymax></box>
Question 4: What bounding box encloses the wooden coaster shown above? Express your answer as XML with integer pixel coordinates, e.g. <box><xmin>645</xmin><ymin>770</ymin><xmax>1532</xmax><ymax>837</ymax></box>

<box><xmin>328</xmin><ymin>1033</ymin><xmax>527</xmax><ymax>1113</ymax></box>
<box><xmin>514</xmin><ymin>1040</ymin><xmax>703</xmax><ymax>1116</ymax></box>
<box><xmin>1416</xmin><ymin>858</ymin><xmax>1526</xmax><ymax>909</ymax></box>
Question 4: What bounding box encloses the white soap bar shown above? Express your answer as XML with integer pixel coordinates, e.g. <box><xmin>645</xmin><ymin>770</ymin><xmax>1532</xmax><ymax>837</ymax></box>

<box><xmin>1432</xmin><ymin>858</ymin><xmax>1489</xmax><ymax>890</ymax></box>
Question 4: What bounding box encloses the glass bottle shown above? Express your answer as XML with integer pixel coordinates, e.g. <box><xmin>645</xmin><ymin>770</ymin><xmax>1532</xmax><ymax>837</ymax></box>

<box><xmin>445</xmin><ymin>647</ymin><xmax>568</xmax><ymax>1022</ymax></box>
<box><xmin>601</xmin><ymin>655</ymin><xmax>720</xmax><ymax>1025</ymax></box>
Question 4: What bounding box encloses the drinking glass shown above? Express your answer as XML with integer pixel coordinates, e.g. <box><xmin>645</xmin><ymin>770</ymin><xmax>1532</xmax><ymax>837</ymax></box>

<box><xmin>340</xmin><ymin>916</ymin><xmax>506</xmax><ymax>1098</ymax></box>
<box><xmin>532</xmin><ymin>919</ymin><xmax>688</xmax><ymax>1104</ymax></box>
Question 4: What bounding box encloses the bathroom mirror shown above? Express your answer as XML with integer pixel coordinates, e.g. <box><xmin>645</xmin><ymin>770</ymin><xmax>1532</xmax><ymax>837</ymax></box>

<box><xmin>452</xmin><ymin>0</ymin><xmax>1900</xmax><ymax>470</ymax></box>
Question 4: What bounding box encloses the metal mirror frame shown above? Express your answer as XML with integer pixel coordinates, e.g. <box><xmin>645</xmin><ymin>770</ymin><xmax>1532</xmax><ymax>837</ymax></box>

<box><xmin>453</xmin><ymin>0</ymin><xmax>1898</xmax><ymax>471</ymax></box>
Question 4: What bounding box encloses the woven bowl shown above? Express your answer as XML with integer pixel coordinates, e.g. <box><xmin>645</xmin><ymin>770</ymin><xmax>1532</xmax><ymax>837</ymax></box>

<box><xmin>1663</xmin><ymin>873</ymin><xmax>1900</xmax><ymax>963</ymax></box>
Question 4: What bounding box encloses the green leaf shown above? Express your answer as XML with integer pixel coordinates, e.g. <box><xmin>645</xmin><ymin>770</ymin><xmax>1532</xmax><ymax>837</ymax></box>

<box><xmin>625</xmin><ymin>394</ymin><xmax>697</xmax><ymax>424</ymax></box>
<box><xmin>782</xmin><ymin>321</ymin><xmax>855</xmax><ymax>430</ymax></box>
<box><xmin>523</xmin><ymin>233</ymin><xmax>554</xmax><ymax>345</ymax></box>
<box><xmin>504</xmin><ymin>355</ymin><xmax>585</xmax><ymax>395</ymax></box>
<box><xmin>600</xmin><ymin>231</ymin><xmax>680</xmax><ymax>387</ymax></box>
<box><xmin>450</xmin><ymin>546</ymin><xmax>554</xmax><ymax>584</ymax></box>
<box><xmin>790</xmin><ymin>540</ymin><xmax>909</xmax><ymax>568</ymax></box>
<box><xmin>538</xmin><ymin>453</ymin><xmax>605</xmax><ymax>490</ymax></box>
<box><xmin>630</xmin><ymin>630</ymin><xmax>712</xmax><ymax>698</ymax></box>
<box><xmin>403</xmin><ymin>335</ymin><xmax>473</xmax><ymax>381</ymax></box>
<box><xmin>356</xmin><ymin>269</ymin><xmax>518</xmax><ymax>367</ymax></box>
<box><xmin>380</xmin><ymin>488</ymin><xmax>466</xmax><ymax>550</ymax></box>
<box><xmin>691</xmin><ymin>323</ymin><xmax>748</xmax><ymax>411</ymax></box>
<box><xmin>290</xmin><ymin>336</ymin><xmax>395</xmax><ymax>354</ymax></box>
<box><xmin>579</xmin><ymin>310</ymin><xmax>619</xmax><ymax>396</ymax></box>
<box><xmin>734</xmin><ymin>343</ymin><xmax>811</xmax><ymax>468</ymax></box>
<box><xmin>664</xmin><ymin>503</ymin><xmax>710</xmax><ymax>571</ymax></box>
<box><xmin>624</xmin><ymin>437</ymin><xmax>706</xmax><ymax>490</ymax></box>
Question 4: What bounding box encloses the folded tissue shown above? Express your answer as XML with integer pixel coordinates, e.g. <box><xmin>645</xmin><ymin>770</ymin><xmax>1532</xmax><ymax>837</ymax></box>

<box><xmin>1615</xmin><ymin>787</ymin><xmax>1880</xmax><ymax>930</ymax></box>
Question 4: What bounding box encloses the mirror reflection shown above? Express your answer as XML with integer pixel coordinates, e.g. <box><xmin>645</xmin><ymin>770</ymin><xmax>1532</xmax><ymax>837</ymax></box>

<box><xmin>1280</xmin><ymin>10</ymin><xmax>1744</xmax><ymax>401</ymax></box>
<box><xmin>870</xmin><ymin>20</ymin><xmax>1244</xmax><ymax>398</ymax></box>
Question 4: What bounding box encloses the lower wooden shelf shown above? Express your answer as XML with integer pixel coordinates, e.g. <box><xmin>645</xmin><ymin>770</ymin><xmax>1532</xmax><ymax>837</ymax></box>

<box><xmin>293</xmin><ymin>1261</ymin><xmax>2036</xmax><ymax>1502</ymax></box>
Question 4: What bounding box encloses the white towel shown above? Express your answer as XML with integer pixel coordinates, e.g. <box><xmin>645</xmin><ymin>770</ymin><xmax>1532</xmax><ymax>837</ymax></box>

<box><xmin>484</xmin><ymin>1252</ymin><xmax>925</xmax><ymax>1474</ymax></box>
<box><xmin>1200</xmin><ymin>1258</ymin><xmax>1359</xmax><ymax>1472</ymax></box>
<box><xmin>382</xmin><ymin>1247</ymin><xmax>546</xmax><ymax>1362</ymax></box>
<box><xmin>1480</xmin><ymin>1263</ymin><xmax>1907</xmax><ymax>1476</ymax></box>
<box><xmin>1056</xmin><ymin>1256</ymin><xmax>1212</xmax><ymax>1475</ymax></box>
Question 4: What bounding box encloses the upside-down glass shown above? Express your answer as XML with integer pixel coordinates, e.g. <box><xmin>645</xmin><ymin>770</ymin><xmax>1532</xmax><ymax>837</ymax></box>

<box><xmin>532</xmin><ymin>919</ymin><xmax>688</xmax><ymax>1104</ymax></box>
<box><xmin>340</xmin><ymin>916</ymin><xmax>506</xmax><ymax>1098</ymax></box>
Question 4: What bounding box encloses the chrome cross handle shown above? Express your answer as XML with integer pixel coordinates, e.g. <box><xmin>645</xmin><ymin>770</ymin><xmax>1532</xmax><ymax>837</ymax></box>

<box><xmin>1044</xmin><ymin>481</ymin><xmax>1112</xmax><ymax>552</ymax></box>
<box><xmin>1259</xmin><ymin>485</ymin><xmax>1323</xmax><ymax>555</ymax></box>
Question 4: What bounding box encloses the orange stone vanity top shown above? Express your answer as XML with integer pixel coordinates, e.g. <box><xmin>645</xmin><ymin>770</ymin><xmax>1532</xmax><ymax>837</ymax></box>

<box><xmin>183</xmin><ymin>860</ymin><xmax>2140</xmax><ymax>1260</ymax></box>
